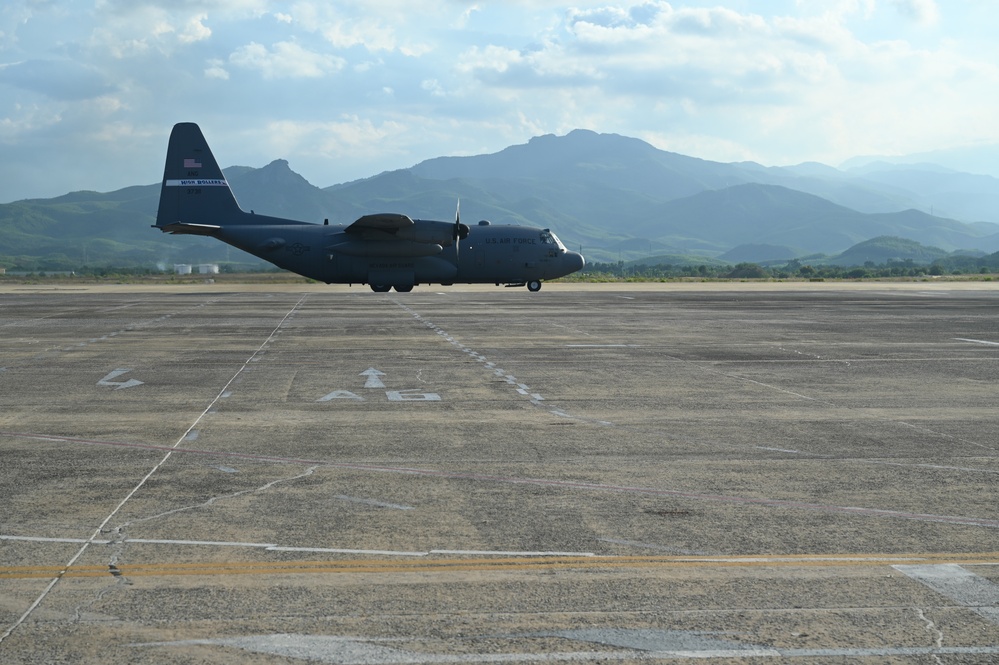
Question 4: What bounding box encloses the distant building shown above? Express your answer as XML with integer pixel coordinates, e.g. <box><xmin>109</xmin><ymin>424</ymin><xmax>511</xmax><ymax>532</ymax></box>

<box><xmin>198</xmin><ymin>264</ymin><xmax>220</xmax><ymax>274</ymax></box>
<box><xmin>174</xmin><ymin>264</ymin><xmax>192</xmax><ymax>275</ymax></box>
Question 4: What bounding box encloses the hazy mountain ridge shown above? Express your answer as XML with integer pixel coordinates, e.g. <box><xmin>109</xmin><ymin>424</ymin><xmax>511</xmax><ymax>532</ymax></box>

<box><xmin>3</xmin><ymin>130</ymin><xmax>999</xmax><ymax>268</ymax></box>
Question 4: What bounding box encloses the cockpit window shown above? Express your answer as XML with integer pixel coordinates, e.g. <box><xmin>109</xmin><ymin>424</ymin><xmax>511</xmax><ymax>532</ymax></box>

<box><xmin>540</xmin><ymin>230</ymin><xmax>566</xmax><ymax>250</ymax></box>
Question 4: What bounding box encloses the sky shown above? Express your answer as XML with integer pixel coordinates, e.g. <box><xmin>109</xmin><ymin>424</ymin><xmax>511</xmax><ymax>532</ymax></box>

<box><xmin>1</xmin><ymin>0</ymin><xmax>997</xmax><ymax>202</ymax></box>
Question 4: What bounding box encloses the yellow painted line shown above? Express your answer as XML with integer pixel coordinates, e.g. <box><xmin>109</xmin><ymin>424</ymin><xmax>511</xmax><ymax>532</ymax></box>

<box><xmin>2</xmin><ymin>553</ymin><xmax>998</xmax><ymax>580</ymax></box>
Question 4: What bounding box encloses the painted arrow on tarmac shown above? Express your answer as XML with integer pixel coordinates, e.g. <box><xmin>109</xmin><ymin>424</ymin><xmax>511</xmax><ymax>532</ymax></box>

<box><xmin>97</xmin><ymin>368</ymin><xmax>144</xmax><ymax>390</ymax></box>
<box><xmin>360</xmin><ymin>368</ymin><xmax>386</xmax><ymax>389</ymax></box>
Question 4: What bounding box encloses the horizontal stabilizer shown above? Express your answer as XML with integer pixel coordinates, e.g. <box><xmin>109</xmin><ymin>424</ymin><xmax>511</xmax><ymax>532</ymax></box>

<box><xmin>155</xmin><ymin>222</ymin><xmax>222</xmax><ymax>236</ymax></box>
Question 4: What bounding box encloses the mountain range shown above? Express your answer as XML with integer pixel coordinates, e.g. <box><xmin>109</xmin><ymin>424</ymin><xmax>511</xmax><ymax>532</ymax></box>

<box><xmin>3</xmin><ymin>129</ymin><xmax>999</xmax><ymax>269</ymax></box>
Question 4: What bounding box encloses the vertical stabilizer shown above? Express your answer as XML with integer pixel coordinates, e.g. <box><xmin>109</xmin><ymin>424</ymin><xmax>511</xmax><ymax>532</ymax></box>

<box><xmin>155</xmin><ymin>123</ymin><xmax>243</xmax><ymax>229</ymax></box>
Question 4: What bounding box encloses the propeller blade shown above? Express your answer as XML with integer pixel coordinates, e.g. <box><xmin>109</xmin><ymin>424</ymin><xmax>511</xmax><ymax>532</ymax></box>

<box><xmin>453</xmin><ymin>199</ymin><xmax>461</xmax><ymax>261</ymax></box>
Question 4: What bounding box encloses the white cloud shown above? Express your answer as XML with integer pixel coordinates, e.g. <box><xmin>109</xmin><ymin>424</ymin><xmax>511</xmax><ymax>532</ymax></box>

<box><xmin>178</xmin><ymin>13</ymin><xmax>212</xmax><ymax>43</ymax></box>
<box><xmin>254</xmin><ymin>116</ymin><xmax>409</xmax><ymax>166</ymax></box>
<box><xmin>229</xmin><ymin>40</ymin><xmax>345</xmax><ymax>79</ymax></box>
<box><xmin>287</xmin><ymin>2</ymin><xmax>433</xmax><ymax>55</ymax></box>
<box><xmin>889</xmin><ymin>0</ymin><xmax>940</xmax><ymax>26</ymax></box>
<box><xmin>1</xmin><ymin>0</ymin><xmax>998</xmax><ymax>202</ymax></box>
<box><xmin>320</xmin><ymin>17</ymin><xmax>397</xmax><ymax>52</ymax></box>
<box><xmin>204</xmin><ymin>58</ymin><xmax>230</xmax><ymax>79</ymax></box>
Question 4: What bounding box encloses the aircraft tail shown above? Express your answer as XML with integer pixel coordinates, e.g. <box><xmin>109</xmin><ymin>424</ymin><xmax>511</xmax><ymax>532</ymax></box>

<box><xmin>154</xmin><ymin>123</ymin><xmax>245</xmax><ymax>232</ymax></box>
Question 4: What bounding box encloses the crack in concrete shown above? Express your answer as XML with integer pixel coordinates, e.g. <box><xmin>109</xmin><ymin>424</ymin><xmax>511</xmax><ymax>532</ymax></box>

<box><xmin>915</xmin><ymin>607</ymin><xmax>944</xmax><ymax>665</ymax></box>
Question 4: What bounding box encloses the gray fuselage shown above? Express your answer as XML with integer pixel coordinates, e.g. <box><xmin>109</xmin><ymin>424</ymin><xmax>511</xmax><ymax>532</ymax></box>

<box><xmin>213</xmin><ymin>218</ymin><xmax>585</xmax><ymax>289</ymax></box>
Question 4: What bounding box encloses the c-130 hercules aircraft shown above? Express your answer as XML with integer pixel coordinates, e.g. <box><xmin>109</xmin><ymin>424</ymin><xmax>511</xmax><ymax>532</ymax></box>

<box><xmin>155</xmin><ymin>123</ymin><xmax>585</xmax><ymax>292</ymax></box>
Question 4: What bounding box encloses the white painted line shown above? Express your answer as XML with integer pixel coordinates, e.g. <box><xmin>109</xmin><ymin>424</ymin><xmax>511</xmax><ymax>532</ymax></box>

<box><xmin>267</xmin><ymin>547</ymin><xmax>427</xmax><ymax>557</ymax></box>
<box><xmin>332</xmin><ymin>495</ymin><xmax>414</xmax><ymax>510</ymax></box>
<box><xmin>394</xmin><ymin>300</ymin><xmax>584</xmax><ymax>421</ymax></box>
<box><xmin>0</xmin><ymin>534</ymin><xmax>592</xmax><ymax>559</ymax></box>
<box><xmin>128</xmin><ymin>538</ymin><xmax>272</xmax><ymax>548</ymax></box>
<box><xmin>565</xmin><ymin>344</ymin><xmax>639</xmax><ymax>348</ymax></box>
<box><xmin>894</xmin><ymin>564</ymin><xmax>999</xmax><ymax>624</ymax></box>
<box><xmin>954</xmin><ymin>337</ymin><xmax>999</xmax><ymax>346</ymax></box>
<box><xmin>755</xmin><ymin>446</ymin><xmax>801</xmax><ymax>454</ymax></box>
<box><xmin>0</xmin><ymin>535</ymin><xmax>111</xmax><ymax>545</ymax></box>
<box><xmin>430</xmin><ymin>550</ymin><xmax>595</xmax><ymax>557</ymax></box>
<box><xmin>133</xmin><ymin>635</ymin><xmax>999</xmax><ymax>661</ymax></box>
<box><xmin>598</xmin><ymin>538</ymin><xmax>710</xmax><ymax>555</ymax></box>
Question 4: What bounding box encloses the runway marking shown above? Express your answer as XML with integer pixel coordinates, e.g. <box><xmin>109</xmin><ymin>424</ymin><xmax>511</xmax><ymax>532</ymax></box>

<box><xmin>954</xmin><ymin>337</ymin><xmax>999</xmax><ymax>346</ymax></box>
<box><xmin>96</xmin><ymin>368</ymin><xmax>144</xmax><ymax>390</ymax></box>
<box><xmin>386</xmin><ymin>389</ymin><xmax>440</xmax><ymax>401</ymax></box>
<box><xmin>866</xmin><ymin>460</ymin><xmax>999</xmax><ymax>475</ymax></box>
<box><xmin>4</xmin><ymin>429</ymin><xmax>999</xmax><ymax>529</ymax></box>
<box><xmin>318</xmin><ymin>390</ymin><xmax>364</xmax><ymax>401</ymax></box>
<box><xmin>894</xmin><ymin>563</ymin><xmax>999</xmax><ymax>624</ymax></box>
<box><xmin>1</xmin><ymin>551</ymin><xmax>997</xmax><ymax>580</ymax></box>
<box><xmin>394</xmin><ymin>301</ymin><xmax>554</xmax><ymax>411</ymax></box>
<box><xmin>0</xmin><ymin>294</ymin><xmax>310</xmax><ymax>646</ymax></box>
<box><xmin>598</xmin><ymin>538</ymin><xmax>711</xmax><ymax>555</ymax></box>
<box><xmin>394</xmin><ymin>300</ymin><xmax>619</xmax><ymax>425</ymax></box>
<box><xmin>565</xmin><ymin>344</ymin><xmax>641</xmax><ymax>348</ymax></box>
<box><xmin>360</xmin><ymin>367</ymin><xmax>386</xmax><ymax>388</ymax></box>
<box><xmin>332</xmin><ymin>495</ymin><xmax>415</xmax><ymax>510</ymax></box>
<box><xmin>131</xmin><ymin>634</ymin><xmax>999</xmax><ymax>663</ymax></box>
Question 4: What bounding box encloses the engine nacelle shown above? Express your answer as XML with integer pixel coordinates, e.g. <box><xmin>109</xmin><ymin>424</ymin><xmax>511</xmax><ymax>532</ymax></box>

<box><xmin>395</xmin><ymin>220</ymin><xmax>464</xmax><ymax>245</ymax></box>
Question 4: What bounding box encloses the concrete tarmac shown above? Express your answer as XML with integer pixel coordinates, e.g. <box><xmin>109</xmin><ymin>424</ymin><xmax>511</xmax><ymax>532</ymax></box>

<box><xmin>1</xmin><ymin>282</ymin><xmax>998</xmax><ymax>663</ymax></box>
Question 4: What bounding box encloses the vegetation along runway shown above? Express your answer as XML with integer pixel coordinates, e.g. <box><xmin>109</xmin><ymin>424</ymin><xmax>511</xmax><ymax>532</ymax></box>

<box><xmin>1</xmin><ymin>282</ymin><xmax>998</xmax><ymax>663</ymax></box>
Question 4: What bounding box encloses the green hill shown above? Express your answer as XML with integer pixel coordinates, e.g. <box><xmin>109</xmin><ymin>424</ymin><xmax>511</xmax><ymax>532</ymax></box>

<box><xmin>828</xmin><ymin>236</ymin><xmax>948</xmax><ymax>266</ymax></box>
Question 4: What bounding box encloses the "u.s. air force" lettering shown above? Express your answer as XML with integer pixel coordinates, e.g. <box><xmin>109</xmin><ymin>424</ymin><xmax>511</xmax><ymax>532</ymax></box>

<box><xmin>165</xmin><ymin>179</ymin><xmax>228</xmax><ymax>187</ymax></box>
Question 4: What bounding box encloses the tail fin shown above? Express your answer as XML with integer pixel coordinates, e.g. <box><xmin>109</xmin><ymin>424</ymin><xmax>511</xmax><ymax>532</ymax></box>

<box><xmin>154</xmin><ymin>123</ymin><xmax>244</xmax><ymax>232</ymax></box>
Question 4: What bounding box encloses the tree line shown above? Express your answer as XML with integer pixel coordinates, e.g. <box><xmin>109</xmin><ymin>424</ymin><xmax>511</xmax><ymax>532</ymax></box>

<box><xmin>572</xmin><ymin>256</ymin><xmax>999</xmax><ymax>281</ymax></box>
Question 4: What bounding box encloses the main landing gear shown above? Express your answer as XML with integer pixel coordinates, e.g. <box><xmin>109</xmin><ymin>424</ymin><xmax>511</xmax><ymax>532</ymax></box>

<box><xmin>369</xmin><ymin>284</ymin><xmax>413</xmax><ymax>292</ymax></box>
<box><xmin>504</xmin><ymin>281</ymin><xmax>544</xmax><ymax>291</ymax></box>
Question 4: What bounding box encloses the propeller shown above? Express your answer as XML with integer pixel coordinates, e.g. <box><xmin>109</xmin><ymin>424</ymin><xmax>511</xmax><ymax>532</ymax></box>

<box><xmin>452</xmin><ymin>198</ymin><xmax>468</xmax><ymax>262</ymax></box>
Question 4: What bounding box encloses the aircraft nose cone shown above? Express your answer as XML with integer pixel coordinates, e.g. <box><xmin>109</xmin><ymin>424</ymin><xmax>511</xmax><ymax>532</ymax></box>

<box><xmin>565</xmin><ymin>251</ymin><xmax>585</xmax><ymax>272</ymax></box>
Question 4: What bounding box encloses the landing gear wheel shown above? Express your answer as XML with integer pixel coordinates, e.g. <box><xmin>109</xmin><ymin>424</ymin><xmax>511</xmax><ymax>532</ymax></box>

<box><xmin>370</xmin><ymin>284</ymin><xmax>391</xmax><ymax>292</ymax></box>
<box><xmin>527</xmin><ymin>280</ymin><xmax>542</xmax><ymax>292</ymax></box>
<box><xmin>393</xmin><ymin>285</ymin><xmax>413</xmax><ymax>292</ymax></box>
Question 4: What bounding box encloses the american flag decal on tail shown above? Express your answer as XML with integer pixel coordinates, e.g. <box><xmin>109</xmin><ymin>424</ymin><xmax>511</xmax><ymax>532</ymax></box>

<box><xmin>184</xmin><ymin>158</ymin><xmax>202</xmax><ymax>168</ymax></box>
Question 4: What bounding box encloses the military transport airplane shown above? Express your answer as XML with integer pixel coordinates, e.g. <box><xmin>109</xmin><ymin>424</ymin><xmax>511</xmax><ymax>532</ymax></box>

<box><xmin>155</xmin><ymin>123</ymin><xmax>585</xmax><ymax>292</ymax></box>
